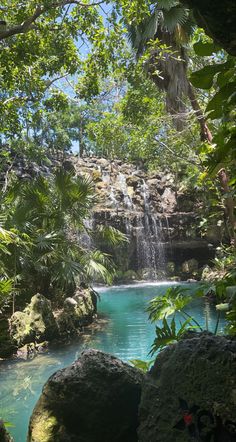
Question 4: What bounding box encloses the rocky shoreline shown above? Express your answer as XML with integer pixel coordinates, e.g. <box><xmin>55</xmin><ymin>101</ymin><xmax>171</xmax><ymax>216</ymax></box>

<box><xmin>0</xmin><ymin>286</ymin><xmax>97</xmax><ymax>360</ymax></box>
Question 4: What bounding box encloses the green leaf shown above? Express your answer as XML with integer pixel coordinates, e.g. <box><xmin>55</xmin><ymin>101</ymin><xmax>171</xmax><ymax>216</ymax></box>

<box><xmin>190</xmin><ymin>64</ymin><xmax>222</xmax><ymax>89</ymax></box>
<box><xmin>147</xmin><ymin>286</ymin><xmax>192</xmax><ymax>322</ymax></box>
<box><xmin>193</xmin><ymin>40</ymin><xmax>221</xmax><ymax>56</ymax></box>
<box><xmin>129</xmin><ymin>359</ymin><xmax>154</xmax><ymax>372</ymax></box>
<box><xmin>206</xmin><ymin>81</ymin><xmax>236</xmax><ymax>119</ymax></box>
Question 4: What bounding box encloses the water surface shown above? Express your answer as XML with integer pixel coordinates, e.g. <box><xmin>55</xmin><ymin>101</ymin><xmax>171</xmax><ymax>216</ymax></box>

<box><xmin>0</xmin><ymin>283</ymin><xmax>225</xmax><ymax>441</ymax></box>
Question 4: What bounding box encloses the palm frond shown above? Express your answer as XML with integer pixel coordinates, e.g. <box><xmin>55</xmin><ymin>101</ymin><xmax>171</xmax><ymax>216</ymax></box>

<box><xmin>163</xmin><ymin>5</ymin><xmax>189</xmax><ymax>33</ymax></box>
<box><xmin>0</xmin><ymin>278</ymin><xmax>13</xmax><ymax>304</ymax></box>
<box><xmin>94</xmin><ymin>225</ymin><xmax>128</xmax><ymax>246</ymax></box>
<box><xmin>82</xmin><ymin>250</ymin><xmax>115</xmax><ymax>284</ymax></box>
<box><xmin>157</xmin><ymin>0</ymin><xmax>179</xmax><ymax>11</ymax></box>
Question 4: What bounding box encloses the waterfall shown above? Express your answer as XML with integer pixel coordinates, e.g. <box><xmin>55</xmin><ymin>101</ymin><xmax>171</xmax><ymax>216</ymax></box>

<box><xmin>80</xmin><ymin>217</ymin><xmax>94</xmax><ymax>249</ymax></box>
<box><xmin>135</xmin><ymin>180</ymin><xmax>166</xmax><ymax>279</ymax></box>
<box><xmin>109</xmin><ymin>186</ymin><xmax>118</xmax><ymax>209</ymax></box>
<box><xmin>102</xmin><ymin>170</ymin><xmax>110</xmax><ymax>185</ymax></box>
<box><xmin>90</xmin><ymin>160</ymin><xmax>167</xmax><ymax>279</ymax></box>
<box><xmin>117</xmin><ymin>173</ymin><xmax>133</xmax><ymax>209</ymax></box>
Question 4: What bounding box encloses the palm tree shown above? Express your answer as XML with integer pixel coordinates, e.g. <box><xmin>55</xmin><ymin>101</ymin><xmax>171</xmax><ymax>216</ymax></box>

<box><xmin>128</xmin><ymin>0</ymin><xmax>212</xmax><ymax>141</ymax></box>
<box><xmin>0</xmin><ymin>167</ymin><xmax>125</xmax><ymax>305</ymax></box>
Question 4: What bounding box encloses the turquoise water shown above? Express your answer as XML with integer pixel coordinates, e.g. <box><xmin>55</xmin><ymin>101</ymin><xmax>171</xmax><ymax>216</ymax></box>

<box><xmin>0</xmin><ymin>283</ymin><xmax>225</xmax><ymax>441</ymax></box>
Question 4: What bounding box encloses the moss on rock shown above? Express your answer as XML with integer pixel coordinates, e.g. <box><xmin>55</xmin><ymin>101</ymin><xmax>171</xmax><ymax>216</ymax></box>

<box><xmin>10</xmin><ymin>294</ymin><xmax>59</xmax><ymax>347</ymax></box>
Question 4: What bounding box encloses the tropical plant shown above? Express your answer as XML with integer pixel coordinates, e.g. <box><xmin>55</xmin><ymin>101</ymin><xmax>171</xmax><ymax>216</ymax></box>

<box><xmin>147</xmin><ymin>286</ymin><xmax>202</xmax><ymax>329</ymax></box>
<box><xmin>130</xmin><ymin>358</ymin><xmax>154</xmax><ymax>372</ymax></box>
<box><xmin>127</xmin><ymin>0</ymin><xmax>212</xmax><ymax>140</ymax></box>
<box><xmin>0</xmin><ymin>167</ymin><xmax>125</xmax><ymax>308</ymax></box>
<box><xmin>146</xmin><ymin>286</ymin><xmax>204</xmax><ymax>354</ymax></box>
<box><xmin>149</xmin><ymin>316</ymin><xmax>193</xmax><ymax>355</ymax></box>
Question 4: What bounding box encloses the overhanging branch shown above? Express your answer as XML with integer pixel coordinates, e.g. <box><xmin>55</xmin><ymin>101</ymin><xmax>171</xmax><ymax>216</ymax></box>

<box><xmin>0</xmin><ymin>0</ymin><xmax>105</xmax><ymax>41</ymax></box>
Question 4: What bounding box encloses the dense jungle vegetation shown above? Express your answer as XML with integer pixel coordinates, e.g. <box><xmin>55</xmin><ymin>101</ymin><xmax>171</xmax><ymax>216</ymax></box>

<box><xmin>0</xmin><ymin>0</ymin><xmax>235</xmax><ymax>336</ymax></box>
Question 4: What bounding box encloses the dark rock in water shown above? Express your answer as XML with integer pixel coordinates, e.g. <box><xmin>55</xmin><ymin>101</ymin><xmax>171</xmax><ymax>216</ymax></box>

<box><xmin>0</xmin><ymin>420</ymin><xmax>14</xmax><ymax>442</ymax></box>
<box><xmin>138</xmin><ymin>332</ymin><xmax>236</xmax><ymax>442</ymax></box>
<box><xmin>27</xmin><ymin>349</ymin><xmax>143</xmax><ymax>442</ymax></box>
<box><xmin>10</xmin><ymin>294</ymin><xmax>59</xmax><ymax>347</ymax></box>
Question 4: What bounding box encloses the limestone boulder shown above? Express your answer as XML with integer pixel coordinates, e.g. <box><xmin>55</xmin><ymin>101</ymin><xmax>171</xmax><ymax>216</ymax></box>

<box><xmin>28</xmin><ymin>349</ymin><xmax>143</xmax><ymax>442</ymax></box>
<box><xmin>126</xmin><ymin>175</ymin><xmax>140</xmax><ymax>189</ymax></box>
<box><xmin>56</xmin><ymin>287</ymin><xmax>97</xmax><ymax>338</ymax></box>
<box><xmin>10</xmin><ymin>294</ymin><xmax>59</xmax><ymax>347</ymax></box>
<box><xmin>138</xmin><ymin>333</ymin><xmax>236</xmax><ymax>442</ymax></box>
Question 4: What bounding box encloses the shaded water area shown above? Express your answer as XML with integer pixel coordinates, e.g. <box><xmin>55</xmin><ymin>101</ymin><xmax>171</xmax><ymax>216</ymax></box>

<box><xmin>0</xmin><ymin>283</ymin><xmax>225</xmax><ymax>441</ymax></box>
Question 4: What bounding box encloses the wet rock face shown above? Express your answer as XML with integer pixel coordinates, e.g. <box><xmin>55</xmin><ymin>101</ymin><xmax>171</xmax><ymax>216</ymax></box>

<box><xmin>10</xmin><ymin>294</ymin><xmax>59</xmax><ymax>347</ymax></box>
<box><xmin>28</xmin><ymin>349</ymin><xmax>143</xmax><ymax>442</ymax></box>
<box><xmin>138</xmin><ymin>333</ymin><xmax>236</xmax><ymax>442</ymax></box>
<box><xmin>72</xmin><ymin>156</ymin><xmax>218</xmax><ymax>277</ymax></box>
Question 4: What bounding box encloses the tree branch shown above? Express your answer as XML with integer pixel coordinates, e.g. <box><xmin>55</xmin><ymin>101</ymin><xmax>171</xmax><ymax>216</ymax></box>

<box><xmin>155</xmin><ymin>139</ymin><xmax>200</xmax><ymax>166</ymax></box>
<box><xmin>0</xmin><ymin>0</ymin><xmax>105</xmax><ymax>41</ymax></box>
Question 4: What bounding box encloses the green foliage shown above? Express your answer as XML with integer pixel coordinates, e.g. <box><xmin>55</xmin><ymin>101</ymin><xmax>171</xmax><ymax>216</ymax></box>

<box><xmin>225</xmin><ymin>297</ymin><xmax>236</xmax><ymax>335</ymax></box>
<box><xmin>0</xmin><ymin>168</ymin><xmax>125</xmax><ymax>307</ymax></box>
<box><xmin>193</xmin><ymin>40</ymin><xmax>221</xmax><ymax>57</ymax></box>
<box><xmin>191</xmin><ymin>38</ymin><xmax>236</xmax><ymax>172</ymax></box>
<box><xmin>129</xmin><ymin>358</ymin><xmax>154</xmax><ymax>372</ymax></box>
<box><xmin>147</xmin><ymin>286</ymin><xmax>193</xmax><ymax>322</ymax></box>
<box><xmin>94</xmin><ymin>225</ymin><xmax>128</xmax><ymax>246</ymax></box>
<box><xmin>150</xmin><ymin>316</ymin><xmax>193</xmax><ymax>355</ymax></box>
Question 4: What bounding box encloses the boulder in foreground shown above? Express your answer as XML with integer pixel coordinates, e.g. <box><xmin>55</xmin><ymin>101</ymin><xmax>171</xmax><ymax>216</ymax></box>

<box><xmin>28</xmin><ymin>349</ymin><xmax>143</xmax><ymax>442</ymax></box>
<box><xmin>138</xmin><ymin>332</ymin><xmax>236</xmax><ymax>442</ymax></box>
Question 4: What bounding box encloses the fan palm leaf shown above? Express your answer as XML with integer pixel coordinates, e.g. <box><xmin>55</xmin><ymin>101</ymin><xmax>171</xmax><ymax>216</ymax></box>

<box><xmin>127</xmin><ymin>1</ymin><xmax>209</xmax><ymax>133</ymax></box>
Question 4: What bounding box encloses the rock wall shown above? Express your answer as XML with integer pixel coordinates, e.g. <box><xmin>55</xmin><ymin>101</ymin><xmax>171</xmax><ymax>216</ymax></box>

<box><xmin>1</xmin><ymin>154</ymin><xmax>220</xmax><ymax>279</ymax></box>
<box><xmin>73</xmin><ymin>156</ymin><xmax>218</xmax><ymax>279</ymax></box>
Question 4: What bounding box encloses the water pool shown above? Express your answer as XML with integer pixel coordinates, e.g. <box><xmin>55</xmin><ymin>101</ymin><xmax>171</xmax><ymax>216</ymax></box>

<box><xmin>0</xmin><ymin>283</ymin><xmax>225</xmax><ymax>441</ymax></box>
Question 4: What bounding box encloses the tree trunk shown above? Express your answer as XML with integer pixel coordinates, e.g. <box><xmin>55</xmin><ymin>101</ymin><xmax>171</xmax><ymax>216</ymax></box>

<box><xmin>78</xmin><ymin>123</ymin><xmax>85</xmax><ymax>158</ymax></box>
<box><xmin>218</xmin><ymin>168</ymin><xmax>236</xmax><ymax>247</ymax></box>
<box><xmin>187</xmin><ymin>81</ymin><xmax>212</xmax><ymax>142</ymax></box>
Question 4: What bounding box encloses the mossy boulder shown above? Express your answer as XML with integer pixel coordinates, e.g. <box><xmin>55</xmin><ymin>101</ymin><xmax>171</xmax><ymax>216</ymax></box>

<box><xmin>122</xmin><ymin>270</ymin><xmax>138</xmax><ymax>282</ymax></box>
<box><xmin>10</xmin><ymin>294</ymin><xmax>59</xmax><ymax>347</ymax></box>
<box><xmin>138</xmin><ymin>332</ymin><xmax>236</xmax><ymax>442</ymax></box>
<box><xmin>166</xmin><ymin>261</ymin><xmax>175</xmax><ymax>275</ymax></box>
<box><xmin>28</xmin><ymin>349</ymin><xmax>143</xmax><ymax>442</ymax></box>
<box><xmin>181</xmin><ymin>258</ymin><xmax>198</xmax><ymax>275</ymax></box>
<box><xmin>56</xmin><ymin>287</ymin><xmax>97</xmax><ymax>338</ymax></box>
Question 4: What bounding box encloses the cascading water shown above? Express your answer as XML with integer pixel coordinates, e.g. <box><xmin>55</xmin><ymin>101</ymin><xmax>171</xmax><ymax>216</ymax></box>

<box><xmin>117</xmin><ymin>173</ymin><xmax>133</xmax><ymax>209</ymax></box>
<box><xmin>93</xmin><ymin>164</ymin><xmax>166</xmax><ymax>279</ymax></box>
<box><xmin>80</xmin><ymin>217</ymin><xmax>94</xmax><ymax>249</ymax></box>
<box><xmin>135</xmin><ymin>180</ymin><xmax>166</xmax><ymax>278</ymax></box>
